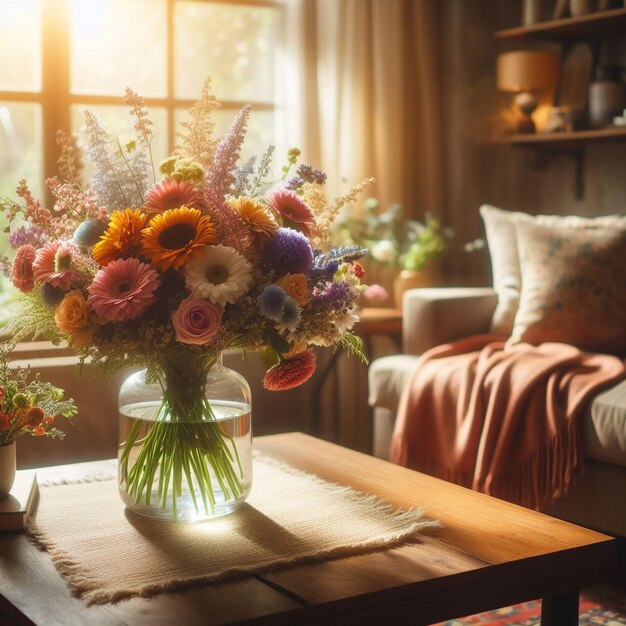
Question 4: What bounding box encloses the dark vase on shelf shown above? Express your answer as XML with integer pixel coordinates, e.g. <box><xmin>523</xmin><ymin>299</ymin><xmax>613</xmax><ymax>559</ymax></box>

<box><xmin>588</xmin><ymin>66</ymin><xmax>626</xmax><ymax>128</ymax></box>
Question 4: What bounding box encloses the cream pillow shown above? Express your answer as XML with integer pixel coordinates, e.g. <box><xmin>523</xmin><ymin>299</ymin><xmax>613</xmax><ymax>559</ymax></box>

<box><xmin>479</xmin><ymin>204</ymin><xmax>626</xmax><ymax>336</ymax></box>
<box><xmin>511</xmin><ymin>220</ymin><xmax>626</xmax><ymax>355</ymax></box>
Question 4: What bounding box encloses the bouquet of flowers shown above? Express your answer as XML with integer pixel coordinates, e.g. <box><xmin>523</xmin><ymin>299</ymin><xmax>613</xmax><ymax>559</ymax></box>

<box><xmin>0</xmin><ymin>80</ymin><xmax>372</xmax><ymax>518</ymax></box>
<box><xmin>0</xmin><ymin>342</ymin><xmax>76</xmax><ymax>447</ymax></box>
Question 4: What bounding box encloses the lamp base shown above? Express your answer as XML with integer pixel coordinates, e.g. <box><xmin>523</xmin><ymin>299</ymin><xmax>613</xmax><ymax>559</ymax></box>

<box><xmin>516</xmin><ymin>115</ymin><xmax>536</xmax><ymax>134</ymax></box>
<box><xmin>514</xmin><ymin>92</ymin><xmax>538</xmax><ymax>134</ymax></box>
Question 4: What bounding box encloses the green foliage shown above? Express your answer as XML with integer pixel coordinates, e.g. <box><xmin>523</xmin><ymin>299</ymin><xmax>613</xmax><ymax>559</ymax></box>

<box><xmin>337</xmin><ymin>332</ymin><xmax>368</xmax><ymax>365</ymax></box>
<box><xmin>0</xmin><ymin>341</ymin><xmax>78</xmax><ymax>445</ymax></box>
<box><xmin>10</xmin><ymin>290</ymin><xmax>61</xmax><ymax>343</ymax></box>
<box><xmin>335</xmin><ymin>198</ymin><xmax>453</xmax><ymax>271</ymax></box>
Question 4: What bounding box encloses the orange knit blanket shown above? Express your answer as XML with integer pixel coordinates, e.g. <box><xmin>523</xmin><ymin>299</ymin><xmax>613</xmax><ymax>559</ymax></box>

<box><xmin>390</xmin><ymin>336</ymin><xmax>626</xmax><ymax>509</ymax></box>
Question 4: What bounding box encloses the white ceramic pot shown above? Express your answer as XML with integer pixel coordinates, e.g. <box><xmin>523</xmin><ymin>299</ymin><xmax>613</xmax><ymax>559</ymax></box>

<box><xmin>0</xmin><ymin>441</ymin><xmax>17</xmax><ymax>499</ymax></box>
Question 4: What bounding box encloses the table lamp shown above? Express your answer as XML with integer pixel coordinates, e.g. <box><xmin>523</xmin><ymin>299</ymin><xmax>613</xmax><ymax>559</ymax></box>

<box><xmin>497</xmin><ymin>50</ymin><xmax>560</xmax><ymax>133</ymax></box>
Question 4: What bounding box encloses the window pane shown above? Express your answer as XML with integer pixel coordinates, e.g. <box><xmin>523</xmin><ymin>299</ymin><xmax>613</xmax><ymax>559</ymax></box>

<box><xmin>71</xmin><ymin>104</ymin><xmax>169</xmax><ymax>186</ymax></box>
<box><xmin>175</xmin><ymin>107</ymin><xmax>275</xmax><ymax>168</ymax></box>
<box><xmin>70</xmin><ymin>0</ymin><xmax>167</xmax><ymax>97</ymax></box>
<box><xmin>0</xmin><ymin>101</ymin><xmax>42</xmax><ymax>307</ymax></box>
<box><xmin>0</xmin><ymin>0</ymin><xmax>42</xmax><ymax>91</ymax></box>
<box><xmin>0</xmin><ymin>102</ymin><xmax>43</xmax><ymax>202</ymax></box>
<box><xmin>174</xmin><ymin>2</ymin><xmax>277</xmax><ymax>102</ymax></box>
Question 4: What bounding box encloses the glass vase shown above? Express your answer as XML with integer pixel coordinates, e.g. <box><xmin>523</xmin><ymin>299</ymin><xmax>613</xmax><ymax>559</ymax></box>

<box><xmin>118</xmin><ymin>354</ymin><xmax>252</xmax><ymax>521</ymax></box>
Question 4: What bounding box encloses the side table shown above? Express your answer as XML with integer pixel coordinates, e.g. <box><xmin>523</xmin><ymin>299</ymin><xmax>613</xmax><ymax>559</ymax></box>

<box><xmin>310</xmin><ymin>307</ymin><xmax>402</xmax><ymax>442</ymax></box>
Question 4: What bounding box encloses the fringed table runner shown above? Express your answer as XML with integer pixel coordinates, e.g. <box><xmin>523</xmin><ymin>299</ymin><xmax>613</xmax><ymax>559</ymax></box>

<box><xmin>27</xmin><ymin>455</ymin><xmax>436</xmax><ymax>605</ymax></box>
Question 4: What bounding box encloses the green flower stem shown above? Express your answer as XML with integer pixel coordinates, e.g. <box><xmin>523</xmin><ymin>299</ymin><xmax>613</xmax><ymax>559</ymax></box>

<box><xmin>119</xmin><ymin>364</ymin><xmax>244</xmax><ymax>519</ymax></box>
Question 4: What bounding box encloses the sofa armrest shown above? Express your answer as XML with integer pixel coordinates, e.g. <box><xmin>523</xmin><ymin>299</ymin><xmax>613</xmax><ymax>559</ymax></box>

<box><xmin>402</xmin><ymin>287</ymin><xmax>497</xmax><ymax>355</ymax></box>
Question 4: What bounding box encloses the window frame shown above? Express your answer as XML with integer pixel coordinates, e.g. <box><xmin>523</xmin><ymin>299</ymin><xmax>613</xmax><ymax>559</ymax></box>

<box><xmin>0</xmin><ymin>0</ymin><xmax>281</xmax><ymax>207</ymax></box>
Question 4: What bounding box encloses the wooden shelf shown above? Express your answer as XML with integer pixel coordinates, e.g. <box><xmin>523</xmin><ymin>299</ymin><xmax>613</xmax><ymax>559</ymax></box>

<box><xmin>505</xmin><ymin>127</ymin><xmax>626</xmax><ymax>147</ymax></box>
<box><xmin>495</xmin><ymin>8</ymin><xmax>626</xmax><ymax>41</ymax></box>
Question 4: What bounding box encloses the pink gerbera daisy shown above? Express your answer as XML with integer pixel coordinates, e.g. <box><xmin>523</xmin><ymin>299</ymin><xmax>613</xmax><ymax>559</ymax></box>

<box><xmin>265</xmin><ymin>189</ymin><xmax>316</xmax><ymax>236</ymax></box>
<box><xmin>32</xmin><ymin>241</ymin><xmax>78</xmax><ymax>290</ymax></box>
<box><xmin>11</xmin><ymin>244</ymin><xmax>37</xmax><ymax>293</ymax></box>
<box><xmin>144</xmin><ymin>179</ymin><xmax>205</xmax><ymax>216</ymax></box>
<box><xmin>263</xmin><ymin>349</ymin><xmax>317</xmax><ymax>391</ymax></box>
<box><xmin>87</xmin><ymin>257</ymin><xmax>160</xmax><ymax>322</ymax></box>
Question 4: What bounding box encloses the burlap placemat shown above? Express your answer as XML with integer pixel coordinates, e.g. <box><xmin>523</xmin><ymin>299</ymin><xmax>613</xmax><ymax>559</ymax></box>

<box><xmin>27</xmin><ymin>455</ymin><xmax>436</xmax><ymax>605</ymax></box>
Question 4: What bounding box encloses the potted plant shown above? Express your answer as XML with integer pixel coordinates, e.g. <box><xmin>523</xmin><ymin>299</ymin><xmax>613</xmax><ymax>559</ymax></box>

<box><xmin>335</xmin><ymin>198</ymin><xmax>452</xmax><ymax>307</ymax></box>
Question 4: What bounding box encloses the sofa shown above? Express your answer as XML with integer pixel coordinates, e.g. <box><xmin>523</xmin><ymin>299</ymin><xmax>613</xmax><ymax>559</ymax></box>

<box><xmin>368</xmin><ymin>287</ymin><xmax>626</xmax><ymax>537</ymax></box>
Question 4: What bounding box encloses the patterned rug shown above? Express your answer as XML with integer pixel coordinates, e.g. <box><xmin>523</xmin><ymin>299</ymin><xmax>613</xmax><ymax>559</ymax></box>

<box><xmin>434</xmin><ymin>583</ymin><xmax>626</xmax><ymax>626</ymax></box>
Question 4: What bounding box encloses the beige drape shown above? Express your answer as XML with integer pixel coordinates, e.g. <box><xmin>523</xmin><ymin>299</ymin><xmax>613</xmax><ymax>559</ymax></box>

<box><xmin>280</xmin><ymin>0</ymin><xmax>443</xmax><ymax>451</ymax></box>
<box><xmin>281</xmin><ymin>0</ymin><xmax>443</xmax><ymax>219</ymax></box>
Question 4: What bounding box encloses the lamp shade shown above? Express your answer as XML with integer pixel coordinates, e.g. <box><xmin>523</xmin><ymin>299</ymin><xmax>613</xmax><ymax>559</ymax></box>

<box><xmin>497</xmin><ymin>51</ymin><xmax>560</xmax><ymax>93</ymax></box>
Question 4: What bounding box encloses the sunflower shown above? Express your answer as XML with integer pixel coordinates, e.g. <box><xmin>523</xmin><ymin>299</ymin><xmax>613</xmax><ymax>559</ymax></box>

<box><xmin>228</xmin><ymin>196</ymin><xmax>277</xmax><ymax>242</ymax></box>
<box><xmin>92</xmin><ymin>208</ymin><xmax>147</xmax><ymax>267</ymax></box>
<box><xmin>141</xmin><ymin>206</ymin><xmax>217</xmax><ymax>271</ymax></box>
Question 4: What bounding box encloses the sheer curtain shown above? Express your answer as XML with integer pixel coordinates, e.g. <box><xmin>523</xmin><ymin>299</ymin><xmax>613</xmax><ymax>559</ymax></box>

<box><xmin>279</xmin><ymin>0</ymin><xmax>443</xmax><ymax>450</ymax></box>
<box><xmin>280</xmin><ymin>0</ymin><xmax>442</xmax><ymax>217</ymax></box>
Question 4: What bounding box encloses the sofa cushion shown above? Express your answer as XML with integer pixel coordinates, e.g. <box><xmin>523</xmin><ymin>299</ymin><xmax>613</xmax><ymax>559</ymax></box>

<box><xmin>368</xmin><ymin>354</ymin><xmax>419</xmax><ymax>412</ymax></box>
<box><xmin>368</xmin><ymin>354</ymin><xmax>626</xmax><ymax>467</ymax></box>
<box><xmin>585</xmin><ymin>377</ymin><xmax>626</xmax><ymax>468</ymax></box>
<box><xmin>511</xmin><ymin>220</ymin><xmax>626</xmax><ymax>355</ymax></box>
<box><xmin>479</xmin><ymin>204</ymin><xmax>626</xmax><ymax>338</ymax></box>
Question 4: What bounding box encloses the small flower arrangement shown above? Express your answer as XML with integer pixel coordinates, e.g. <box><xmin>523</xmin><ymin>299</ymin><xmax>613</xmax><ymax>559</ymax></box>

<box><xmin>0</xmin><ymin>343</ymin><xmax>77</xmax><ymax>447</ymax></box>
<box><xmin>336</xmin><ymin>198</ymin><xmax>452</xmax><ymax>272</ymax></box>
<box><xmin>0</xmin><ymin>79</ymin><xmax>372</xmax><ymax>515</ymax></box>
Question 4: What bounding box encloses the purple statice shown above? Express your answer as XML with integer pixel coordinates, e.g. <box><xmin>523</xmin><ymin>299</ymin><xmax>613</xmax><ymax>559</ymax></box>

<box><xmin>261</xmin><ymin>228</ymin><xmax>314</xmax><ymax>276</ymax></box>
<box><xmin>285</xmin><ymin>176</ymin><xmax>303</xmax><ymax>191</ymax></box>
<box><xmin>231</xmin><ymin>156</ymin><xmax>256</xmax><ymax>197</ymax></box>
<box><xmin>285</xmin><ymin>164</ymin><xmax>327</xmax><ymax>191</ymax></box>
<box><xmin>310</xmin><ymin>281</ymin><xmax>355</xmax><ymax>313</ymax></box>
<box><xmin>206</xmin><ymin>105</ymin><xmax>251</xmax><ymax>197</ymax></box>
<box><xmin>8</xmin><ymin>224</ymin><xmax>48</xmax><ymax>249</ymax></box>
<box><xmin>311</xmin><ymin>245</ymin><xmax>367</xmax><ymax>280</ymax></box>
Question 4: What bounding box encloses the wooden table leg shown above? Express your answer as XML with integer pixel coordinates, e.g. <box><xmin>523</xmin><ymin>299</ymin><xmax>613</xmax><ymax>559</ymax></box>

<box><xmin>540</xmin><ymin>591</ymin><xmax>579</xmax><ymax>626</ymax></box>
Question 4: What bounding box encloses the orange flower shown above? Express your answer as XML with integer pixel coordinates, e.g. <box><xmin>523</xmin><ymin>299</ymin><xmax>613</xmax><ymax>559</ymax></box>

<box><xmin>278</xmin><ymin>273</ymin><xmax>309</xmax><ymax>305</ymax></box>
<box><xmin>33</xmin><ymin>426</ymin><xmax>46</xmax><ymax>436</ymax></box>
<box><xmin>55</xmin><ymin>291</ymin><xmax>93</xmax><ymax>347</ymax></box>
<box><xmin>228</xmin><ymin>196</ymin><xmax>277</xmax><ymax>241</ymax></box>
<box><xmin>26</xmin><ymin>407</ymin><xmax>45</xmax><ymax>427</ymax></box>
<box><xmin>141</xmin><ymin>207</ymin><xmax>217</xmax><ymax>271</ymax></box>
<box><xmin>92</xmin><ymin>208</ymin><xmax>147</xmax><ymax>266</ymax></box>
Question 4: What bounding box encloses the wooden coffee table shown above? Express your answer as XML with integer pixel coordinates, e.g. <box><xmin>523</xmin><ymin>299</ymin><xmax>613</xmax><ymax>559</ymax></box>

<box><xmin>0</xmin><ymin>433</ymin><xmax>620</xmax><ymax>625</ymax></box>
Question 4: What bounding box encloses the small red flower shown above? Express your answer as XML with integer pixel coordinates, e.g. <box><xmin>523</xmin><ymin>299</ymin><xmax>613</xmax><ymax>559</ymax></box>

<box><xmin>352</xmin><ymin>262</ymin><xmax>365</xmax><ymax>279</ymax></box>
<box><xmin>26</xmin><ymin>407</ymin><xmax>45</xmax><ymax>427</ymax></box>
<box><xmin>33</xmin><ymin>425</ymin><xmax>46</xmax><ymax>436</ymax></box>
<box><xmin>263</xmin><ymin>349</ymin><xmax>317</xmax><ymax>391</ymax></box>
<box><xmin>0</xmin><ymin>413</ymin><xmax>10</xmax><ymax>432</ymax></box>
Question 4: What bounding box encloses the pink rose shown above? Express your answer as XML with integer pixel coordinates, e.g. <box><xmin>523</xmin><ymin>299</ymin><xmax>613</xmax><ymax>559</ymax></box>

<box><xmin>172</xmin><ymin>297</ymin><xmax>222</xmax><ymax>345</ymax></box>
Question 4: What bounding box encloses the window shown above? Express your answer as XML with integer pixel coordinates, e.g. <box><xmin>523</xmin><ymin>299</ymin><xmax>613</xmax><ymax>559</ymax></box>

<box><xmin>0</xmin><ymin>0</ymin><xmax>282</xmax><ymax>206</ymax></box>
<box><xmin>0</xmin><ymin>0</ymin><xmax>283</xmax><ymax>320</ymax></box>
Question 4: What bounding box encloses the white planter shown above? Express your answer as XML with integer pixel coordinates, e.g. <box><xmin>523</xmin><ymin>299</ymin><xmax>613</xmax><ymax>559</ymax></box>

<box><xmin>0</xmin><ymin>442</ymin><xmax>17</xmax><ymax>499</ymax></box>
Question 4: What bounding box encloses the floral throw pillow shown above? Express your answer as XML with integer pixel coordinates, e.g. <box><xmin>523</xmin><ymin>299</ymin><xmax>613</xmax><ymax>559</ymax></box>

<box><xmin>510</xmin><ymin>220</ymin><xmax>626</xmax><ymax>355</ymax></box>
<box><xmin>480</xmin><ymin>204</ymin><xmax>626</xmax><ymax>338</ymax></box>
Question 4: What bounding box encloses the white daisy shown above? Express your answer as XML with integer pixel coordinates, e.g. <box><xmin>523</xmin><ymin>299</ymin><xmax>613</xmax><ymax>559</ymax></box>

<box><xmin>334</xmin><ymin>307</ymin><xmax>359</xmax><ymax>333</ymax></box>
<box><xmin>185</xmin><ymin>244</ymin><xmax>253</xmax><ymax>306</ymax></box>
